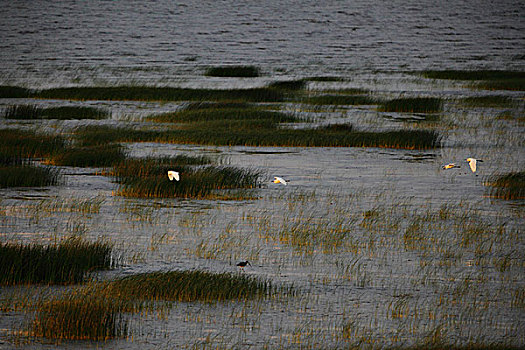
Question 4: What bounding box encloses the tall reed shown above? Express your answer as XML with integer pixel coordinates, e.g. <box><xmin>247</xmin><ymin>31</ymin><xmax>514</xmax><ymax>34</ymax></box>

<box><xmin>104</xmin><ymin>270</ymin><xmax>274</xmax><ymax>302</ymax></box>
<box><xmin>0</xmin><ymin>164</ymin><xmax>60</xmax><ymax>188</ymax></box>
<box><xmin>32</xmin><ymin>287</ymin><xmax>127</xmax><ymax>340</ymax></box>
<box><xmin>485</xmin><ymin>171</ymin><xmax>525</xmax><ymax>200</ymax></box>
<box><xmin>0</xmin><ymin>237</ymin><xmax>114</xmax><ymax>285</ymax></box>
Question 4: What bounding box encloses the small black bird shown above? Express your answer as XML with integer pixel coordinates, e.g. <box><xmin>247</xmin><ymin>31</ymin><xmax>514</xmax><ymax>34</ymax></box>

<box><xmin>236</xmin><ymin>260</ymin><xmax>251</xmax><ymax>268</ymax></box>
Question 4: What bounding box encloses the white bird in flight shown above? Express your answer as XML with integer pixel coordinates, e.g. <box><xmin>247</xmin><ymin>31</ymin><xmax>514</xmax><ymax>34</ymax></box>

<box><xmin>167</xmin><ymin>170</ymin><xmax>180</xmax><ymax>181</ymax></box>
<box><xmin>273</xmin><ymin>176</ymin><xmax>287</xmax><ymax>185</ymax></box>
<box><xmin>442</xmin><ymin>163</ymin><xmax>460</xmax><ymax>170</ymax></box>
<box><xmin>466</xmin><ymin>158</ymin><xmax>483</xmax><ymax>173</ymax></box>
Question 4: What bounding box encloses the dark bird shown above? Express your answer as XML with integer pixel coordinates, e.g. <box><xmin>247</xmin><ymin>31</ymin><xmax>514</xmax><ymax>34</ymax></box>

<box><xmin>236</xmin><ymin>260</ymin><xmax>251</xmax><ymax>268</ymax></box>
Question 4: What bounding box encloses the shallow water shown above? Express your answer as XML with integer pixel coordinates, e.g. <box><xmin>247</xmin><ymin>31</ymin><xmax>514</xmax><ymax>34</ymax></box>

<box><xmin>1</xmin><ymin>1</ymin><xmax>524</xmax><ymax>349</ymax></box>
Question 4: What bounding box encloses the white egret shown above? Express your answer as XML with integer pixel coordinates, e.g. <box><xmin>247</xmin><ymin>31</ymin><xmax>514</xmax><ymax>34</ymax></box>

<box><xmin>466</xmin><ymin>158</ymin><xmax>483</xmax><ymax>173</ymax></box>
<box><xmin>442</xmin><ymin>163</ymin><xmax>460</xmax><ymax>169</ymax></box>
<box><xmin>236</xmin><ymin>261</ymin><xmax>251</xmax><ymax>268</ymax></box>
<box><xmin>273</xmin><ymin>176</ymin><xmax>287</xmax><ymax>185</ymax></box>
<box><xmin>167</xmin><ymin>170</ymin><xmax>180</xmax><ymax>181</ymax></box>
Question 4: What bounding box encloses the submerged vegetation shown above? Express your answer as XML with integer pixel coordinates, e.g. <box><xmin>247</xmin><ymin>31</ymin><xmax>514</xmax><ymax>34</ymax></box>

<box><xmin>486</xmin><ymin>171</ymin><xmax>525</xmax><ymax>200</ymax></box>
<box><xmin>0</xmin><ymin>237</ymin><xmax>114</xmax><ymax>285</ymax></box>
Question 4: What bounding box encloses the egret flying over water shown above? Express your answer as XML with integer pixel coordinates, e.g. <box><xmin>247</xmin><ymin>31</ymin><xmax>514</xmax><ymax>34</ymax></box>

<box><xmin>273</xmin><ymin>176</ymin><xmax>287</xmax><ymax>185</ymax></box>
<box><xmin>442</xmin><ymin>163</ymin><xmax>460</xmax><ymax>170</ymax></box>
<box><xmin>236</xmin><ymin>261</ymin><xmax>251</xmax><ymax>268</ymax></box>
<box><xmin>167</xmin><ymin>170</ymin><xmax>180</xmax><ymax>181</ymax></box>
<box><xmin>466</xmin><ymin>158</ymin><xmax>482</xmax><ymax>173</ymax></box>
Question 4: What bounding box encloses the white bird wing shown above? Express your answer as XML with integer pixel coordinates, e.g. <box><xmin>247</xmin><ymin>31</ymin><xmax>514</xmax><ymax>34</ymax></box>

<box><xmin>469</xmin><ymin>159</ymin><xmax>477</xmax><ymax>173</ymax></box>
<box><xmin>168</xmin><ymin>170</ymin><xmax>180</xmax><ymax>181</ymax></box>
<box><xmin>274</xmin><ymin>176</ymin><xmax>287</xmax><ymax>185</ymax></box>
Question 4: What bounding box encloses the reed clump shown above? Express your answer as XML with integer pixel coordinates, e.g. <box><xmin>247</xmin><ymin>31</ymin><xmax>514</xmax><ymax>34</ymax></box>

<box><xmin>0</xmin><ymin>237</ymin><xmax>114</xmax><ymax>285</ymax></box>
<box><xmin>104</xmin><ymin>270</ymin><xmax>274</xmax><ymax>302</ymax></box>
<box><xmin>458</xmin><ymin>96</ymin><xmax>515</xmax><ymax>107</ymax></box>
<box><xmin>50</xmin><ymin>144</ymin><xmax>126</xmax><ymax>167</ymax></box>
<box><xmin>204</xmin><ymin>65</ymin><xmax>260</xmax><ymax>77</ymax></box>
<box><xmin>268</xmin><ymin>79</ymin><xmax>307</xmax><ymax>91</ymax></box>
<box><xmin>485</xmin><ymin>171</ymin><xmax>525</xmax><ymax>200</ymax></box>
<box><xmin>115</xmin><ymin>162</ymin><xmax>262</xmax><ymax>199</ymax></box>
<box><xmin>0</xmin><ymin>85</ymin><xmax>32</xmax><ymax>98</ymax></box>
<box><xmin>32</xmin><ymin>288</ymin><xmax>127</xmax><ymax>340</ymax></box>
<box><xmin>0</xmin><ymin>129</ymin><xmax>66</xmax><ymax>160</ymax></box>
<box><xmin>148</xmin><ymin>106</ymin><xmax>301</xmax><ymax>123</ymax></box>
<box><xmin>73</xmin><ymin>125</ymin><xmax>151</xmax><ymax>146</ymax></box>
<box><xmin>33</xmin><ymin>86</ymin><xmax>284</xmax><ymax>102</ymax></box>
<box><xmin>379</xmin><ymin>97</ymin><xmax>443</xmax><ymax>113</ymax></box>
<box><xmin>2</xmin><ymin>105</ymin><xmax>110</xmax><ymax>120</ymax></box>
<box><xmin>0</xmin><ymin>164</ymin><xmax>60</xmax><ymax>188</ymax></box>
<box><xmin>302</xmin><ymin>94</ymin><xmax>377</xmax><ymax>106</ymax></box>
<box><xmin>420</xmin><ymin>70</ymin><xmax>525</xmax><ymax>91</ymax></box>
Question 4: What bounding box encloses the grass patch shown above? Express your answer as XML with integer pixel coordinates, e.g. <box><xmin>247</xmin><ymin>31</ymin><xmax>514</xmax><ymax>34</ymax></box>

<box><xmin>304</xmin><ymin>76</ymin><xmax>346</xmax><ymax>82</ymax></box>
<box><xmin>148</xmin><ymin>106</ymin><xmax>301</xmax><ymax>123</ymax></box>
<box><xmin>204</xmin><ymin>65</ymin><xmax>260</xmax><ymax>77</ymax></box>
<box><xmin>0</xmin><ymin>164</ymin><xmax>60</xmax><ymax>188</ymax></box>
<box><xmin>268</xmin><ymin>79</ymin><xmax>307</xmax><ymax>91</ymax></box>
<box><xmin>301</xmin><ymin>94</ymin><xmax>377</xmax><ymax>106</ymax></box>
<box><xmin>104</xmin><ymin>270</ymin><xmax>274</xmax><ymax>302</ymax></box>
<box><xmin>32</xmin><ymin>86</ymin><xmax>284</xmax><ymax>102</ymax></box>
<box><xmin>486</xmin><ymin>171</ymin><xmax>525</xmax><ymax>200</ymax></box>
<box><xmin>458</xmin><ymin>96</ymin><xmax>515</xmax><ymax>107</ymax></box>
<box><xmin>115</xmin><ymin>162</ymin><xmax>262</xmax><ymax>199</ymax></box>
<box><xmin>0</xmin><ymin>237</ymin><xmax>114</xmax><ymax>285</ymax></box>
<box><xmin>419</xmin><ymin>70</ymin><xmax>525</xmax><ymax>91</ymax></box>
<box><xmin>2</xmin><ymin>105</ymin><xmax>110</xmax><ymax>120</ymax></box>
<box><xmin>50</xmin><ymin>144</ymin><xmax>126</xmax><ymax>167</ymax></box>
<box><xmin>379</xmin><ymin>97</ymin><xmax>443</xmax><ymax>113</ymax></box>
<box><xmin>32</xmin><ymin>288</ymin><xmax>127</xmax><ymax>340</ymax></box>
<box><xmin>157</xmin><ymin>126</ymin><xmax>440</xmax><ymax>149</ymax></box>
<box><xmin>0</xmin><ymin>129</ymin><xmax>66</xmax><ymax>160</ymax></box>
<box><xmin>0</xmin><ymin>85</ymin><xmax>32</xmax><ymax>98</ymax></box>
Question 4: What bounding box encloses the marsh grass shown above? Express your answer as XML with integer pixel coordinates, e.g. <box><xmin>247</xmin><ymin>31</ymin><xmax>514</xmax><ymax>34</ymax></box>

<box><xmin>204</xmin><ymin>65</ymin><xmax>260</xmax><ymax>77</ymax></box>
<box><xmin>31</xmin><ymin>287</ymin><xmax>128</xmax><ymax>340</ymax></box>
<box><xmin>50</xmin><ymin>144</ymin><xmax>126</xmax><ymax>167</ymax></box>
<box><xmin>115</xmin><ymin>164</ymin><xmax>262</xmax><ymax>199</ymax></box>
<box><xmin>2</xmin><ymin>105</ymin><xmax>110</xmax><ymax>120</ymax></box>
<box><xmin>0</xmin><ymin>129</ymin><xmax>65</xmax><ymax>160</ymax></box>
<box><xmin>485</xmin><ymin>171</ymin><xmax>525</xmax><ymax>200</ymax></box>
<box><xmin>379</xmin><ymin>97</ymin><xmax>443</xmax><ymax>113</ymax></box>
<box><xmin>73</xmin><ymin>125</ymin><xmax>151</xmax><ymax>146</ymax></box>
<box><xmin>33</xmin><ymin>86</ymin><xmax>284</xmax><ymax>102</ymax></box>
<box><xmin>0</xmin><ymin>85</ymin><xmax>31</xmax><ymax>98</ymax></box>
<box><xmin>0</xmin><ymin>237</ymin><xmax>114</xmax><ymax>285</ymax></box>
<box><xmin>104</xmin><ymin>270</ymin><xmax>274</xmax><ymax>303</ymax></box>
<box><xmin>458</xmin><ymin>96</ymin><xmax>516</xmax><ymax>108</ymax></box>
<box><xmin>0</xmin><ymin>164</ymin><xmax>60</xmax><ymax>188</ymax></box>
<box><xmin>268</xmin><ymin>79</ymin><xmax>307</xmax><ymax>91</ymax></box>
<box><xmin>420</xmin><ymin>70</ymin><xmax>525</xmax><ymax>91</ymax></box>
<box><xmin>301</xmin><ymin>94</ymin><xmax>377</xmax><ymax>106</ymax></box>
<box><xmin>148</xmin><ymin>106</ymin><xmax>302</xmax><ymax>123</ymax></box>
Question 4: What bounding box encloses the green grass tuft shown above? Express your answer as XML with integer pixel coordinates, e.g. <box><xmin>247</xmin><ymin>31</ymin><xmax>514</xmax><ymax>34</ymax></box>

<box><xmin>268</xmin><ymin>79</ymin><xmax>307</xmax><ymax>91</ymax></box>
<box><xmin>0</xmin><ymin>237</ymin><xmax>114</xmax><ymax>285</ymax></box>
<box><xmin>204</xmin><ymin>65</ymin><xmax>260</xmax><ymax>77</ymax></box>
<box><xmin>420</xmin><ymin>70</ymin><xmax>525</xmax><ymax>91</ymax></box>
<box><xmin>379</xmin><ymin>97</ymin><xmax>443</xmax><ymax>113</ymax></box>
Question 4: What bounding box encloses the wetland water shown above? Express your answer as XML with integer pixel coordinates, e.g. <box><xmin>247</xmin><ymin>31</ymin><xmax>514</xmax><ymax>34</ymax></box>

<box><xmin>1</xmin><ymin>0</ymin><xmax>524</xmax><ymax>349</ymax></box>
